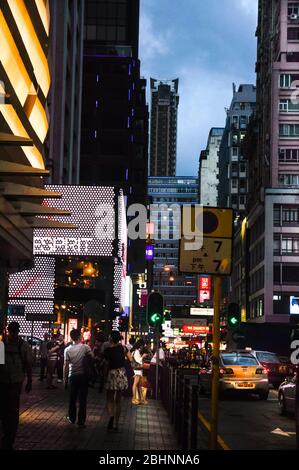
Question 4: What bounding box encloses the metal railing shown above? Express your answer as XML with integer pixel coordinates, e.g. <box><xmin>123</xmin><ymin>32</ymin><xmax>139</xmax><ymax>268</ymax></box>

<box><xmin>160</xmin><ymin>366</ymin><xmax>224</xmax><ymax>450</ymax></box>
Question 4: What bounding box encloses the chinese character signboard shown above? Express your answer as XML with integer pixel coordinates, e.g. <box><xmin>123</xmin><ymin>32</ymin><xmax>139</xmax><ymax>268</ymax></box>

<box><xmin>179</xmin><ymin>207</ymin><xmax>233</xmax><ymax>275</ymax></box>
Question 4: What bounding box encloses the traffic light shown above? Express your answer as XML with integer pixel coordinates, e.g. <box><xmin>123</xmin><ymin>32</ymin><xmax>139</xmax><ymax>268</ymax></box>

<box><xmin>147</xmin><ymin>292</ymin><xmax>164</xmax><ymax>327</ymax></box>
<box><xmin>227</xmin><ymin>303</ymin><xmax>240</xmax><ymax>328</ymax></box>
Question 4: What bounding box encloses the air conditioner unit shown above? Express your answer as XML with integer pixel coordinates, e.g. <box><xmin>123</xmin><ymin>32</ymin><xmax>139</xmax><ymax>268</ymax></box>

<box><xmin>290</xmin><ymin>14</ymin><xmax>298</xmax><ymax>20</ymax></box>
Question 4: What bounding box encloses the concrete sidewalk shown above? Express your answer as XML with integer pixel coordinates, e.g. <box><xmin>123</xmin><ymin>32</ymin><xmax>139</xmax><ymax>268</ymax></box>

<box><xmin>16</xmin><ymin>378</ymin><xmax>179</xmax><ymax>450</ymax></box>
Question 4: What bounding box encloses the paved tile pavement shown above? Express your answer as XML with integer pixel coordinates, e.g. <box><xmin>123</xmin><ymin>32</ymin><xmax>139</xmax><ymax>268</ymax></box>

<box><xmin>15</xmin><ymin>378</ymin><xmax>179</xmax><ymax>450</ymax></box>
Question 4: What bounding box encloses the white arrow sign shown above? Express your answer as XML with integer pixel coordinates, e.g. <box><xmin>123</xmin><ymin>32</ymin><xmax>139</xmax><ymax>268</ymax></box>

<box><xmin>271</xmin><ymin>428</ymin><xmax>296</xmax><ymax>437</ymax></box>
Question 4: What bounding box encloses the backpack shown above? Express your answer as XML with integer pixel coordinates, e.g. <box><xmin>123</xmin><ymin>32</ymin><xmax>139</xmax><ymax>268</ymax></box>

<box><xmin>0</xmin><ymin>338</ymin><xmax>26</xmax><ymax>376</ymax></box>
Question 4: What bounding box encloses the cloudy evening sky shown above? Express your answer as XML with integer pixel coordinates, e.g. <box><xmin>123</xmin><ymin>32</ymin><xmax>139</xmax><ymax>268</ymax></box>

<box><xmin>139</xmin><ymin>0</ymin><xmax>258</xmax><ymax>176</ymax></box>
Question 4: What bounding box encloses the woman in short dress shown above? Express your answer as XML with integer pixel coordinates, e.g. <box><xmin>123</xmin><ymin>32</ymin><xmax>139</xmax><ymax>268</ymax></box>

<box><xmin>104</xmin><ymin>331</ymin><xmax>130</xmax><ymax>430</ymax></box>
<box><xmin>131</xmin><ymin>339</ymin><xmax>147</xmax><ymax>405</ymax></box>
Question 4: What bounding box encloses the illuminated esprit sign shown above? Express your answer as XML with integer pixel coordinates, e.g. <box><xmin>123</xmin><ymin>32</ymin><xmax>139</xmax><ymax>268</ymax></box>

<box><xmin>33</xmin><ymin>185</ymin><xmax>118</xmax><ymax>257</ymax></box>
<box><xmin>34</xmin><ymin>237</ymin><xmax>93</xmax><ymax>255</ymax></box>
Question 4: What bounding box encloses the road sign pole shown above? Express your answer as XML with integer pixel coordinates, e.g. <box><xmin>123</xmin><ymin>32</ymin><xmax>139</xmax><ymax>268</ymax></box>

<box><xmin>210</xmin><ymin>275</ymin><xmax>221</xmax><ymax>450</ymax></box>
<box><xmin>155</xmin><ymin>326</ymin><xmax>159</xmax><ymax>400</ymax></box>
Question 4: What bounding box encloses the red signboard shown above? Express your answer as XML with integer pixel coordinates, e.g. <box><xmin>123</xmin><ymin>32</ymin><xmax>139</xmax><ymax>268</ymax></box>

<box><xmin>182</xmin><ymin>325</ymin><xmax>210</xmax><ymax>334</ymax></box>
<box><xmin>199</xmin><ymin>276</ymin><xmax>211</xmax><ymax>291</ymax></box>
<box><xmin>198</xmin><ymin>276</ymin><xmax>211</xmax><ymax>303</ymax></box>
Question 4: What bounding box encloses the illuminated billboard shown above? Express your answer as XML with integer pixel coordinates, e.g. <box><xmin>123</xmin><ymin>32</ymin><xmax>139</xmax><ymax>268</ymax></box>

<box><xmin>290</xmin><ymin>296</ymin><xmax>299</xmax><ymax>315</ymax></box>
<box><xmin>34</xmin><ymin>185</ymin><xmax>116</xmax><ymax>257</ymax></box>
<box><xmin>8</xmin><ymin>186</ymin><xmax>127</xmax><ymax>338</ymax></box>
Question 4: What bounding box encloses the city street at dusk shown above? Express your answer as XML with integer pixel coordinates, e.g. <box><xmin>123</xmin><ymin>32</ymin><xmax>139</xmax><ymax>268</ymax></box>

<box><xmin>1</xmin><ymin>0</ymin><xmax>299</xmax><ymax>463</ymax></box>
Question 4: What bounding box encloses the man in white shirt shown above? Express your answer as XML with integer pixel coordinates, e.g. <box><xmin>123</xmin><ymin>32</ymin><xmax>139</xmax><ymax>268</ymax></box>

<box><xmin>64</xmin><ymin>329</ymin><xmax>92</xmax><ymax>427</ymax></box>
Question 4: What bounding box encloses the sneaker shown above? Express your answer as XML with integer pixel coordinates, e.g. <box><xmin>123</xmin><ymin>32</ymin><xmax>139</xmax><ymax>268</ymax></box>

<box><xmin>57</xmin><ymin>379</ymin><xmax>62</xmax><ymax>383</ymax></box>
<box><xmin>65</xmin><ymin>416</ymin><xmax>75</xmax><ymax>425</ymax></box>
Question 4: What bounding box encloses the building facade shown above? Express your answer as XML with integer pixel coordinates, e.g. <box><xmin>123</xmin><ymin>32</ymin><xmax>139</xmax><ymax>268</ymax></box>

<box><xmin>148</xmin><ymin>177</ymin><xmax>198</xmax><ymax>308</ymax></box>
<box><xmin>198</xmin><ymin>127</ymin><xmax>224</xmax><ymax>206</ymax></box>
<box><xmin>244</xmin><ymin>0</ymin><xmax>299</xmax><ymax>323</ymax></box>
<box><xmin>80</xmin><ymin>0</ymin><xmax>149</xmax><ymax>275</ymax></box>
<box><xmin>218</xmin><ymin>84</ymin><xmax>256</xmax><ymax>215</ymax></box>
<box><xmin>0</xmin><ymin>0</ymin><xmax>52</xmax><ymax>328</ymax></box>
<box><xmin>149</xmin><ymin>79</ymin><xmax>179</xmax><ymax>177</ymax></box>
<box><xmin>47</xmin><ymin>0</ymin><xmax>84</xmax><ymax>185</ymax></box>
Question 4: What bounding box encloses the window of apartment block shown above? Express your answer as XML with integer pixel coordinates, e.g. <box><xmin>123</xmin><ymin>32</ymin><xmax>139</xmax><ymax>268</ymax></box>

<box><xmin>240</xmin><ymin>163</ymin><xmax>246</xmax><ymax>173</ymax></box>
<box><xmin>279</xmin><ymin>99</ymin><xmax>288</xmax><ymax>111</ymax></box>
<box><xmin>288</xmin><ymin>27</ymin><xmax>299</xmax><ymax>40</ymax></box>
<box><xmin>288</xmin><ymin>3</ymin><xmax>299</xmax><ymax>16</ymax></box>
<box><xmin>273</xmin><ymin>294</ymin><xmax>292</xmax><ymax>315</ymax></box>
<box><xmin>274</xmin><ymin>236</ymin><xmax>280</xmax><ymax>254</ymax></box>
<box><xmin>231</xmin><ymin>163</ymin><xmax>238</xmax><ymax>175</ymax></box>
<box><xmin>280</xmin><ymin>74</ymin><xmax>292</xmax><ymax>88</ymax></box>
<box><xmin>287</xmin><ymin>52</ymin><xmax>299</xmax><ymax>62</ymax></box>
<box><xmin>231</xmin><ymin>195</ymin><xmax>238</xmax><ymax>206</ymax></box>
<box><xmin>231</xmin><ymin>147</ymin><xmax>239</xmax><ymax>157</ymax></box>
<box><xmin>231</xmin><ymin>116</ymin><xmax>238</xmax><ymax>128</ymax></box>
<box><xmin>239</xmin><ymin>195</ymin><xmax>245</xmax><ymax>205</ymax></box>
<box><xmin>282</xmin><ymin>207</ymin><xmax>299</xmax><ymax>223</ymax></box>
<box><xmin>274</xmin><ymin>263</ymin><xmax>281</xmax><ymax>283</ymax></box>
<box><xmin>282</xmin><ymin>264</ymin><xmax>299</xmax><ymax>283</ymax></box>
<box><xmin>274</xmin><ymin>206</ymin><xmax>281</xmax><ymax>226</ymax></box>
<box><xmin>278</xmin><ymin>174</ymin><xmax>299</xmax><ymax>186</ymax></box>
<box><xmin>231</xmin><ymin>179</ymin><xmax>238</xmax><ymax>189</ymax></box>
<box><xmin>239</xmin><ymin>116</ymin><xmax>247</xmax><ymax>129</ymax></box>
<box><xmin>279</xmin><ymin>124</ymin><xmax>299</xmax><ymax>136</ymax></box>
<box><xmin>279</xmin><ymin>99</ymin><xmax>299</xmax><ymax>112</ymax></box>
<box><xmin>279</xmin><ymin>73</ymin><xmax>299</xmax><ymax>87</ymax></box>
<box><xmin>231</xmin><ymin>133</ymin><xmax>238</xmax><ymax>146</ymax></box>
<box><xmin>281</xmin><ymin>236</ymin><xmax>299</xmax><ymax>254</ymax></box>
<box><xmin>279</xmin><ymin>148</ymin><xmax>299</xmax><ymax>162</ymax></box>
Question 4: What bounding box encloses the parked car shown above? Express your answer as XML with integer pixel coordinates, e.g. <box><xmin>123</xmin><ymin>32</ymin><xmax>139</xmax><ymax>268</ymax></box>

<box><xmin>198</xmin><ymin>352</ymin><xmax>269</xmax><ymax>400</ymax></box>
<box><xmin>278</xmin><ymin>375</ymin><xmax>297</xmax><ymax>415</ymax></box>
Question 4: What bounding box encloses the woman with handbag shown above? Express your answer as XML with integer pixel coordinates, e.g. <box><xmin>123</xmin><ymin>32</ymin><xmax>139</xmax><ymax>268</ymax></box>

<box><xmin>104</xmin><ymin>331</ymin><xmax>129</xmax><ymax>430</ymax></box>
<box><xmin>130</xmin><ymin>339</ymin><xmax>146</xmax><ymax>405</ymax></box>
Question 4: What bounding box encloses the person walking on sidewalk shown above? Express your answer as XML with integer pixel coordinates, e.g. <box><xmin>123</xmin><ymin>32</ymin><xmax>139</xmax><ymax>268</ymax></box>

<box><xmin>46</xmin><ymin>334</ymin><xmax>60</xmax><ymax>389</ymax></box>
<box><xmin>56</xmin><ymin>334</ymin><xmax>65</xmax><ymax>383</ymax></box>
<box><xmin>131</xmin><ymin>339</ymin><xmax>146</xmax><ymax>405</ymax></box>
<box><xmin>104</xmin><ymin>331</ymin><xmax>129</xmax><ymax>430</ymax></box>
<box><xmin>63</xmin><ymin>329</ymin><xmax>93</xmax><ymax>427</ymax></box>
<box><xmin>39</xmin><ymin>333</ymin><xmax>49</xmax><ymax>381</ymax></box>
<box><xmin>0</xmin><ymin>321</ymin><xmax>32</xmax><ymax>450</ymax></box>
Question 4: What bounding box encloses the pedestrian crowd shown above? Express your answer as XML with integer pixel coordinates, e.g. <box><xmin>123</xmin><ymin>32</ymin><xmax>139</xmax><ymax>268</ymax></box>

<box><xmin>0</xmin><ymin>322</ymin><xmax>169</xmax><ymax>449</ymax></box>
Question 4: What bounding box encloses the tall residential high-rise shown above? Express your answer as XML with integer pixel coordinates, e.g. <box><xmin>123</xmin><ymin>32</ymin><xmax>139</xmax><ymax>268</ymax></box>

<box><xmin>148</xmin><ymin>177</ymin><xmax>198</xmax><ymax>307</ymax></box>
<box><xmin>149</xmin><ymin>79</ymin><xmax>179</xmax><ymax>177</ymax></box>
<box><xmin>244</xmin><ymin>0</ymin><xmax>299</xmax><ymax>323</ymax></box>
<box><xmin>80</xmin><ymin>0</ymin><xmax>148</xmax><ymax>274</ymax></box>
<box><xmin>47</xmin><ymin>0</ymin><xmax>84</xmax><ymax>185</ymax></box>
<box><xmin>198</xmin><ymin>128</ymin><xmax>224</xmax><ymax>206</ymax></box>
<box><xmin>218</xmin><ymin>84</ymin><xmax>256</xmax><ymax>215</ymax></box>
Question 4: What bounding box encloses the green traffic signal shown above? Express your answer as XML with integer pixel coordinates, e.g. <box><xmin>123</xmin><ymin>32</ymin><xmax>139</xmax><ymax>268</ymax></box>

<box><xmin>227</xmin><ymin>303</ymin><xmax>240</xmax><ymax>329</ymax></box>
<box><xmin>150</xmin><ymin>313</ymin><xmax>163</xmax><ymax>324</ymax></box>
<box><xmin>147</xmin><ymin>292</ymin><xmax>164</xmax><ymax>327</ymax></box>
<box><xmin>228</xmin><ymin>316</ymin><xmax>239</xmax><ymax>327</ymax></box>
